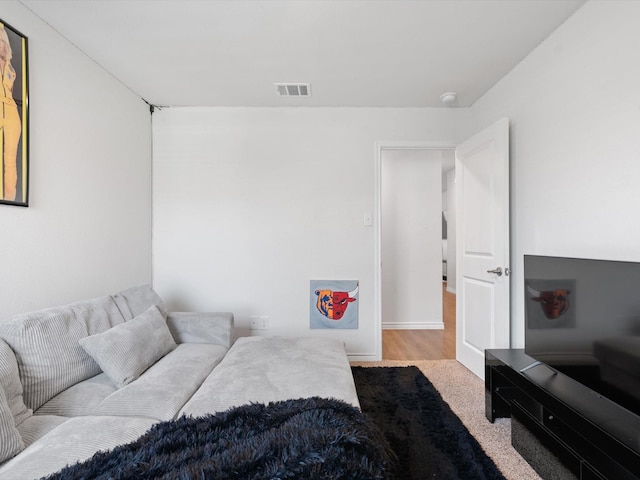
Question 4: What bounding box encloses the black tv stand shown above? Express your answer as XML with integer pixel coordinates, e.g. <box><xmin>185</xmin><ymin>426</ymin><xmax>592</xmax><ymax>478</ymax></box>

<box><xmin>519</xmin><ymin>360</ymin><xmax>543</xmax><ymax>373</ymax></box>
<box><xmin>485</xmin><ymin>349</ymin><xmax>640</xmax><ymax>480</ymax></box>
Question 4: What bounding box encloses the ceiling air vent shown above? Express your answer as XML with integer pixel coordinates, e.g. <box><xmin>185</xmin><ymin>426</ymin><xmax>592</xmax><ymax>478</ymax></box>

<box><xmin>275</xmin><ymin>83</ymin><xmax>311</xmax><ymax>97</ymax></box>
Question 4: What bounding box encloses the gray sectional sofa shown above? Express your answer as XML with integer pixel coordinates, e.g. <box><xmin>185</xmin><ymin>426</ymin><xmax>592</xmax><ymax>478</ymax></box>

<box><xmin>0</xmin><ymin>285</ymin><xmax>359</xmax><ymax>479</ymax></box>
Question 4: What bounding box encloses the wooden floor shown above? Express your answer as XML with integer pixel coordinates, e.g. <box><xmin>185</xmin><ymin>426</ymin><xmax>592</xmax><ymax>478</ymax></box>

<box><xmin>382</xmin><ymin>282</ymin><xmax>456</xmax><ymax>360</ymax></box>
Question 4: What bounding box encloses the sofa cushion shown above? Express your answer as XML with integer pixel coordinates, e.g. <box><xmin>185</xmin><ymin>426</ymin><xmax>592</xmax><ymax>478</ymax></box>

<box><xmin>0</xmin><ymin>416</ymin><xmax>157</xmax><ymax>480</ymax></box>
<box><xmin>35</xmin><ymin>373</ymin><xmax>116</xmax><ymax>417</ymax></box>
<box><xmin>0</xmin><ymin>296</ymin><xmax>124</xmax><ymax>411</ymax></box>
<box><xmin>0</xmin><ymin>386</ymin><xmax>24</xmax><ymax>463</ymax></box>
<box><xmin>111</xmin><ymin>284</ymin><xmax>167</xmax><ymax>320</ymax></box>
<box><xmin>0</xmin><ymin>339</ymin><xmax>31</xmax><ymax>426</ymax></box>
<box><xmin>95</xmin><ymin>343</ymin><xmax>228</xmax><ymax>420</ymax></box>
<box><xmin>16</xmin><ymin>414</ymin><xmax>68</xmax><ymax>449</ymax></box>
<box><xmin>166</xmin><ymin>311</ymin><xmax>234</xmax><ymax>348</ymax></box>
<box><xmin>37</xmin><ymin>344</ymin><xmax>226</xmax><ymax>421</ymax></box>
<box><xmin>180</xmin><ymin>336</ymin><xmax>360</xmax><ymax>417</ymax></box>
<box><xmin>79</xmin><ymin>306</ymin><xmax>177</xmax><ymax>388</ymax></box>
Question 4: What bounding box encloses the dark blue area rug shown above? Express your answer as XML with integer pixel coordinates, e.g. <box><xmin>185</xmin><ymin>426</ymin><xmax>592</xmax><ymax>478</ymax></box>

<box><xmin>351</xmin><ymin>366</ymin><xmax>506</xmax><ymax>480</ymax></box>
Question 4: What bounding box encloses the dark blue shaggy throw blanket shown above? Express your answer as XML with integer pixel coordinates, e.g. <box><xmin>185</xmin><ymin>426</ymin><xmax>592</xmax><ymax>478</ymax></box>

<box><xmin>43</xmin><ymin>397</ymin><xmax>394</xmax><ymax>480</ymax></box>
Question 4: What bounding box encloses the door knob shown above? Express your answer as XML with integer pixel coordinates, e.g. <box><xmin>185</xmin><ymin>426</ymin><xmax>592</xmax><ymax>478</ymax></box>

<box><xmin>487</xmin><ymin>267</ymin><xmax>503</xmax><ymax>276</ymax></box>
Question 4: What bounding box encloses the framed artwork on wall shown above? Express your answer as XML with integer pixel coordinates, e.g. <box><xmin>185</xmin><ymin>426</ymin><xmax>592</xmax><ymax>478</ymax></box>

<box><xmin>0</xmin><ymin>19</ymin><xmax>28</xmax><ymax>207</ymax></box>
<box><xmin>310</xmin><ymin>280</ymin><xmax>359</xmax><ymax>329</ymax></box>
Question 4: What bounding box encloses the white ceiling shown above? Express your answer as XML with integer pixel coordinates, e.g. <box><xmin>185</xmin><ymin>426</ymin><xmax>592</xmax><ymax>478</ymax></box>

<box><xmin>20</xmin><ymin>0</ymin><xmax>585</xmax><ymax>108</ymax></box>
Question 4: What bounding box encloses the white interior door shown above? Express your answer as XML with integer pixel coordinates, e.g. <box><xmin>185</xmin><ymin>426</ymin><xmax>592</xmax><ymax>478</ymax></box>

<box><xmin>455</xmin><ymin>118</ymin><xmax>510</xmax><ymax>379</ymax></box>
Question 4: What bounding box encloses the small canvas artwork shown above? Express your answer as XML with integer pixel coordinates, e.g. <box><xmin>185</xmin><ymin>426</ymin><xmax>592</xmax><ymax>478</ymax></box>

<box><xmin>525</xmin><ymin>279</ymin><xmax>576</xmax><ymax>329</ymax></box>
<box><xmin>310</xmin><ymin>280</ymin><xmax>359</xmax><ymax>329</ymax></box>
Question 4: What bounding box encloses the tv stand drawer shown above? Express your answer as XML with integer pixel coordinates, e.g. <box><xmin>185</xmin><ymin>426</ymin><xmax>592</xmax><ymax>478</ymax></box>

<box><xmin>511</xmin><ymin>400</ymin><xmax>579</xmax><ymax>480</ymax></box>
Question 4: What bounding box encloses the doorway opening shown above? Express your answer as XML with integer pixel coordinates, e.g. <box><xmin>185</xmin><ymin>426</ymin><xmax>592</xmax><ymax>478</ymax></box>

<box><xmin>376</xmin><ymin>144</ymin><xmax>456</xmax><ymax>361</ymax></box>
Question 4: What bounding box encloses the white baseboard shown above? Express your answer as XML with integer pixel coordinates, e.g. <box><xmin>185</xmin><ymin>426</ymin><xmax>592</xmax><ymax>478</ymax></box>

<box><xmin>446</xmin><ymin>286</ymin><xmax>456</xmax><ymax>295</ymax></box>
<box><xmin>382</xmin><ymin>321</ymin><xmax>444</xmax><ymax>330</ymax></box>
<box><xmin>347</xmin><ymin>353</ymin><xmax>381</xmax><ymax>362</ymax></box>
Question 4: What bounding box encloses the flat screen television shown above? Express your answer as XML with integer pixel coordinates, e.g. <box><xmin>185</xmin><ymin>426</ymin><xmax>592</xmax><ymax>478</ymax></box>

<box><xmin>524</xmin><ymin>254</ymin><xmax>640</xmax><ymax>416</ymax></box>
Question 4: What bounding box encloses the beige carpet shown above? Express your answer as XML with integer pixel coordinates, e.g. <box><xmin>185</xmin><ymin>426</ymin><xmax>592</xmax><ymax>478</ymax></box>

<box><xmin>351</xmin><ymin>360</ymin><xmax>542</xmax><ymax>480</ymax></box>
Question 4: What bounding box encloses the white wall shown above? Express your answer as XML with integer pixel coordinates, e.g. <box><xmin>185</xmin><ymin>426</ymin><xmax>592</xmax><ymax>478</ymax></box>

<box><xmin>152</xmin><ymin>107</ymin><xmax>468</xmax><ymax>359</ymax></box>
<box><xmin>469</xmin><ymin>0</ymin><xmax>640</xmax><ymax>347</ymax></box>
<box><xmin>0</xmin><ymin>2</ymin><xmax>152</xmax><ymax>321</ymax></box>
<box><xmin>381</xmin><ymin>149</ymin><xmax>442</xmax><ymax>329</ymax></box>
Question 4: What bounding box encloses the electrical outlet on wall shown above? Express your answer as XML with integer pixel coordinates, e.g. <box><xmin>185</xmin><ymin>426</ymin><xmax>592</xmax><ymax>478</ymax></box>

<box><xmin>249</xmin><ymin>316</ymin><xmax>269</xmax><ymax>330</ymax></box>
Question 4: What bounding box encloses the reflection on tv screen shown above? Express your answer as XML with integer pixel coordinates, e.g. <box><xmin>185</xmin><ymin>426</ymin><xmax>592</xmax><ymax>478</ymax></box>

<box><xmin>524</xmin><ymin>255</ymin><xmax>640</xmax><ymax>415</ymax></box>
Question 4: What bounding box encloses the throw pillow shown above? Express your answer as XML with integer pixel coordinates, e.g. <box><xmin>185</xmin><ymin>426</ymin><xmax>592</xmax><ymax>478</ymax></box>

<box><xmin>79</xmin><ymin>305</ymin><xmax>177</xmax><ymax>388</ymax></box>
<box><xmin>0</xmin><ymin>305</ymin><xmax>104</xmax><ymax>411</ymax></box>
<box><xmin>0</xmin><ymin>339</ymin><xmax>32</xmax><ymax>425</ymax></box>
<box><xmin>0</xmin><ymin>385</ymin><xmax>24</xmax><ymax>463</ymax></box>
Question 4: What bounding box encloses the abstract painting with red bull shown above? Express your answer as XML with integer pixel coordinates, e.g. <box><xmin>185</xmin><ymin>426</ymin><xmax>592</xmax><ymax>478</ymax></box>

<box><xmin>310</xmin><ymin>280</ymin><xmax>359</xmax><ymax>329</ymax></box>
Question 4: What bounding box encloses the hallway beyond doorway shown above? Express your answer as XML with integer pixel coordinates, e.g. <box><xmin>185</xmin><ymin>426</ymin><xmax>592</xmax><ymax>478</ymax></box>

<box><xmin>382</xmin><ymin>282</ymin><xmax>455</xmax><ymax>360</ymax></box>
